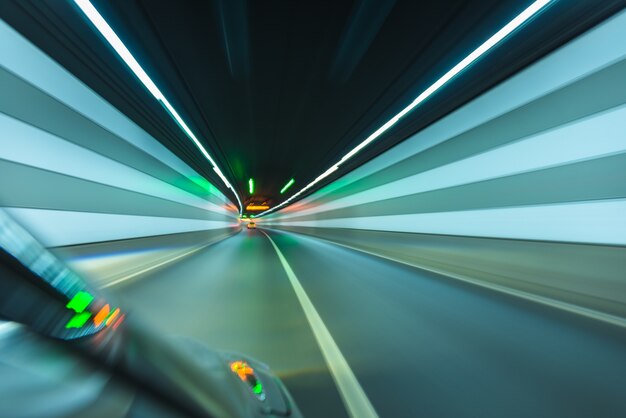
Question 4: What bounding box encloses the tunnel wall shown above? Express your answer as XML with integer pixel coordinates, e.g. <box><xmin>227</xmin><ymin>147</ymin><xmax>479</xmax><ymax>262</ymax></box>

<box><xmin>0</xmin><ymin>19</ymin><xmax>240</xmax><ymax>250</ymax></box>
<box><xmin>263</xmin><ymin>11</ymin><xmax>626</xmax><ymax>318</ymax></box>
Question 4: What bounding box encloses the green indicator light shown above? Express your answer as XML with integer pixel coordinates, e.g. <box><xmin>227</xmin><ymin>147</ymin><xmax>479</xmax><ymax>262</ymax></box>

<box><xmin>253</xmin><ymin>382</ymin><xmax>263</xmax><ymax>394</ymax></box>
<box><xmin>66</xmin><ymin>291</ymin><xmax>94</xmax><ymax>313</ymax></box>
<box><xmin>248</xmin><ymin>178</ymin><xmax>254</xmax><ymax>194</ymax></box>
<box><xmin>280</xmin><ymin>178</ymin><xmax>295</xmax><ymax>194</ymax></box>
<box><xmin>65</xmin><ymin>311</ymin><xmax>92</xmax><ymax>329</ymax></box>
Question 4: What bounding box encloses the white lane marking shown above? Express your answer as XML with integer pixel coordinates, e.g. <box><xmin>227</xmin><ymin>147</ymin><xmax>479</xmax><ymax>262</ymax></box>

<box><xmin>100</xmin><ymin>244</ymin><xmax>209</xmax><ymax>289</ymax></box>
<box><xmin>290</xmin><ymin>232</ymin><xmax>626</xmax><ymax>329</ymax></box>
<box><xmin>260</xmin><ymin>230</ymin><xmax>379</xmax><ymax>418</ymax></box>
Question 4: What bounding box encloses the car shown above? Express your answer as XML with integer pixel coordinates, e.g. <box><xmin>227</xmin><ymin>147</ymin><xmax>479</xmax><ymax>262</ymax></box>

<box><xmin>0</xmin><ymin>210</ymin><xmax>301</xmax><ymax>418</ymax></box>
<box><xmin>247</xmin><ymin>221</ymin><xmax>257</xmax><ymax>229</ymax></box>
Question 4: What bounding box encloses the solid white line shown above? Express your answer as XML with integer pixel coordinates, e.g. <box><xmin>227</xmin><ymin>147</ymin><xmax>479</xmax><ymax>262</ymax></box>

<box><xmin>99</xmin><ymin>244</ymin><xmax>210</xmax><ymax>289</ymax></box>
<box><xmin>260</xmin><ymin>230</ymin><xmax>379</xmax><ymax>418</ymax></box>
<box><xmin>286</xmin><ymin>231</ymin><xmax>626</xmax><ymax>329</ymax></box>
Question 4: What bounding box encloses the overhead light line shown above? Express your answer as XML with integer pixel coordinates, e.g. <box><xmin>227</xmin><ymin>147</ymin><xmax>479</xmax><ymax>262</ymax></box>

<box><xmin>73</xmin><ymin>0</ymin><xmax>243</xmax><ymax>214</ymax></box>
<box><xmin>258</xmin><ymin>0</ymin><xmax>552</xmax><ymax>217</ymax></box>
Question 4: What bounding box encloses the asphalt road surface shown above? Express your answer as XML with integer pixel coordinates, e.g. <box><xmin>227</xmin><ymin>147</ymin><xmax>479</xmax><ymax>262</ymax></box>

<box><xmin>108</xmin><ymin>228</ymin><xmax>626</xmax><ymax>418</ymax></box>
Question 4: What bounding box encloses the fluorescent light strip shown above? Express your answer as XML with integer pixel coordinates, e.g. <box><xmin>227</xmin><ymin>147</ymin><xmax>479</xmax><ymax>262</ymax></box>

<box><xmin>259</xmin><ymin>0</ymin><xmax>552</xmax><ymax>217</ymax></box>
<box><xmin>280</xmin><ymin>178</ymin><xmax>295</xmax><ymax>194</ymax></box>
<box><xmin>73</xmin><ymin>0</ymin><xmax>242</xmax><ymax>214</ymax></box>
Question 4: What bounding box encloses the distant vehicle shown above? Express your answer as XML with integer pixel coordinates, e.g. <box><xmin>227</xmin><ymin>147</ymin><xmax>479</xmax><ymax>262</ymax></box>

<box><xmin>247</xmin><ymin>221</ymin><xmax>257</xmax><ymax>229</ymax></box>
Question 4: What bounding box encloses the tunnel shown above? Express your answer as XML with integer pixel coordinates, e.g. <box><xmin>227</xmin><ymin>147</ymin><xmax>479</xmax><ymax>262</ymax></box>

<box><xmin>1</xmin><ymin>1</ymin><xmax>626</xmax><ymax>417</ymax></box>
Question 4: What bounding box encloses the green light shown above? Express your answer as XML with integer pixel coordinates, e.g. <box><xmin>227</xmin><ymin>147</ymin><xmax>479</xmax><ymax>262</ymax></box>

<box><xmin>253</xmin><ymin>382</ymin><xmax>263</xmax><ymax>394</ymax></box>
<box><xmin>65</xmin><ymin>311</ymin><xmax>92</xmax><ymax>329</ymax></box>
<box><xmin>66</xmin><ymin>291</ymin><xmax>93</xmax><ymax>313</ymax></box>
<box><xmin>280</xmin><ymin>178</ymin><xmax>295</xmax><ymax>194</ymax></box>
<box><xmin>188</xmin><ymin>176</ymin><xmax>219</xmax><ymax>195</ymax></box>
<box><xmin>248</xmin><ymin>178</ymin><xmax>254</xmax><ymax>194</ymax></box>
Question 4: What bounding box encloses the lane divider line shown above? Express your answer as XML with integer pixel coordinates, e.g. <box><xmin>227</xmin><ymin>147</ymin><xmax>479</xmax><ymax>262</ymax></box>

<box><xmin>277</xmin><ymin>230</ymin><xmax>626</xmax><ymax>329</ymax></box>
<box><xmin>260</xmin><ymin>230</ymin><xmax>379</xmax><ymax>418</ymax></box>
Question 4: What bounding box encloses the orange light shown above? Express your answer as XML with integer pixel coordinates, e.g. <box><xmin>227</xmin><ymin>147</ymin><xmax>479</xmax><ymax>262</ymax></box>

<box><xmin>105</xmin><ymin>308</ymin><xmax>121</xmax><ymax>327</ymax></box>
<box><xmin>230</xmin><ymin>361</ymin><xmax>255</xmax><ymax>381</ymax></box>
<box><xmin>246</xmin><ymin>205</ymin><xmax>270</xmax><ymax>211</ymax></box>
<box><xmin>93</xmin><ymin>304</ymin><xmax>110</xmax><ymax>327</ymax></box>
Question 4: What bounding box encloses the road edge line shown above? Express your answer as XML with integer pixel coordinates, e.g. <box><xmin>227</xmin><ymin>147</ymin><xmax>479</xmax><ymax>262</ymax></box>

<box><xmin>260</xmin><ymin>230</ymin><xmax>379</xmax><ymax>418</ymax></box>
<box><xmin>100</xmin><ymin>231</ymin><xmax>237</xmax><ymax>289</ymax></box>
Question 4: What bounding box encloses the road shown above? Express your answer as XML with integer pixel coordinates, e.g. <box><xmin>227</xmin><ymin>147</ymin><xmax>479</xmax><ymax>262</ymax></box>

<box><xmin>107</xmin><ymin>228</ymin><xmax>626</xmax><ymax>418</ymax></box>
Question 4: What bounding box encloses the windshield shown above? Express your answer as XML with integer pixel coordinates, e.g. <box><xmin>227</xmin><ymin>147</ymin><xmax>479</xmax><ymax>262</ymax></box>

<box><xmin>2</xmin><ymin>1</ymin><xmax>626</xmax><ymax>417</ymax></box>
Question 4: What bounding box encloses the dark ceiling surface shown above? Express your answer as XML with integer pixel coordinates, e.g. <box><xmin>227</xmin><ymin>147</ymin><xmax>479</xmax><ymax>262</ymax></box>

<box><xmin>1</xmin><ymin>0</ymin><xmax>624</xmax><ymax>215</ymax></box>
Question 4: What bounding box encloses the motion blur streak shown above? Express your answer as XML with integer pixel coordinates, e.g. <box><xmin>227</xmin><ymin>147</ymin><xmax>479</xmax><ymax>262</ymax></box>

<box><xmin>1</xmin><ymin>3</ymin><xmax>626</xmax><ymax>418</ymax></box>
<box><xmin>72</xmin><ymin>0</ymin><xmax>243</xmax><ymax>213</ymax></box>
<box><xmin>0</xmin><ymin>18</ymin><xmax>239</xmax><ymax>249</ymax></box>
<box><xmin>259</xmin><ymin>0</ymin><xmax>553</xmax><ymax>216</ymax></box>
<box><xmin>264</xmin><ymin>10</ymin><xmax>626</xmax><ymax>321</ymax></box>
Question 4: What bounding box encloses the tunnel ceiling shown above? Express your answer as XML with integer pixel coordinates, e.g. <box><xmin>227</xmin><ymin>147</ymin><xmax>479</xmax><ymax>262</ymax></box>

<box><xmin>1</xmin><ymin>1</ymin><xmax>623</xmax><ymax>214</ymax></box>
